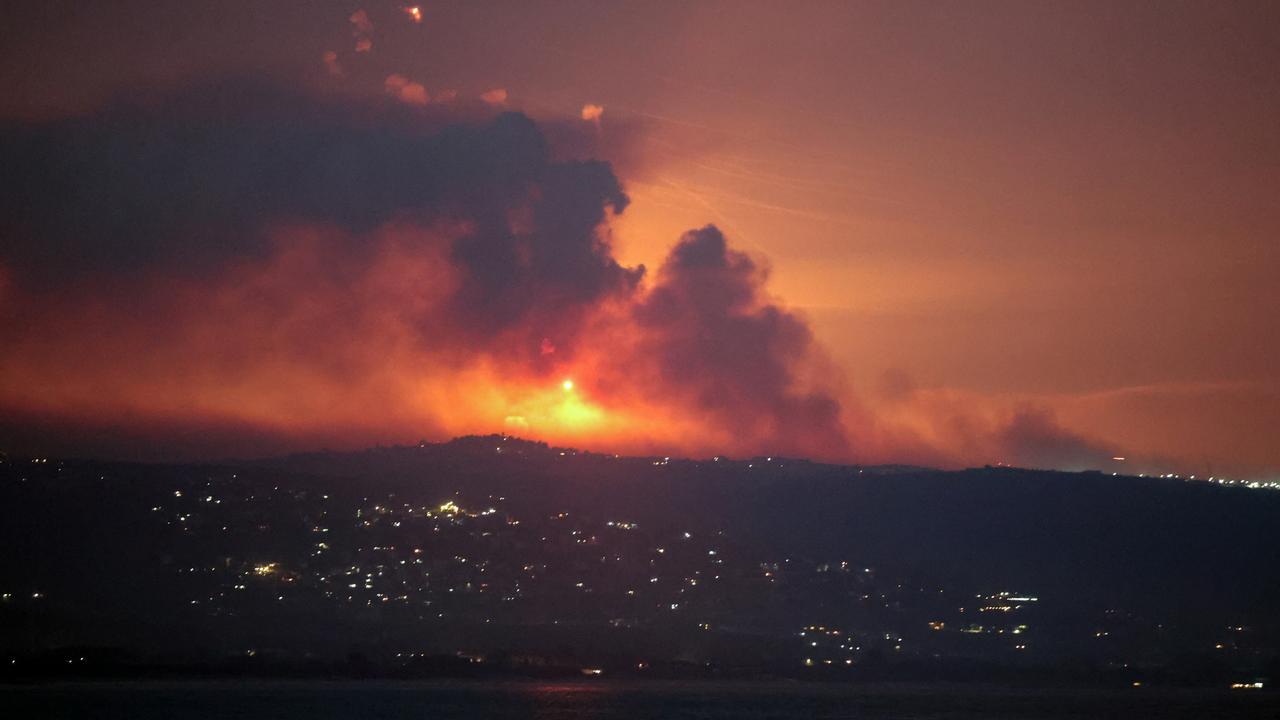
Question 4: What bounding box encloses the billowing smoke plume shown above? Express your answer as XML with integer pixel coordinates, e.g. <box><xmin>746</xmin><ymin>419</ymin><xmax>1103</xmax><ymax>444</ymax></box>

<box><xmin>0</xmin><ymin>78</ymin><xmax>846</xmax><ymax>460</ymax></box>
<box><xmin>631</xmin><ymin>226</ymin><xmax>847</xmax><ymax>458</ymax></box>
<box><xmin>0</xmin><ymin>77</ymin><xmax>1120</xmax><ymax>470</ymax></box>
<box><xmin>995</xmin><ymin>406</ymin><xmax>1112</xmax><ymax>472</ymax></box>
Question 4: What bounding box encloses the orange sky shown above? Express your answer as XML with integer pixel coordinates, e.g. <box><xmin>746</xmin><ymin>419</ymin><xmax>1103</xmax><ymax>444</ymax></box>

<box><xmin>1</xmin><ymin>1</ymin><xmax>1277</xmax><ymax>479</ymax></box>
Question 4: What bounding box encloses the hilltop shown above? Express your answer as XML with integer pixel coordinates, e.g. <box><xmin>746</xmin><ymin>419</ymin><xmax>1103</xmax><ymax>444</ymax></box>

<box><xmin>1</xmin><ymin>437</ymin><xmax>1277</xmax><ymax>685</ymax></box>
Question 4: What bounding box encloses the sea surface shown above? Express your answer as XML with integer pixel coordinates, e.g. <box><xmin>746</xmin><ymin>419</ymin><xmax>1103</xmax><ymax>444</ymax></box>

<box><xmin>1</xmin><ymin>680</ymin><xmax>1276</xmax><ymax>719</ymax></box>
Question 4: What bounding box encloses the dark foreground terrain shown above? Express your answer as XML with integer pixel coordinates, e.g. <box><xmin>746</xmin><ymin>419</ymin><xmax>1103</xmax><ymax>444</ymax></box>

<box><xmin>2</xmin><ymin>436</ymin><xmax>1278</xmax><ymax>690</ymax></box>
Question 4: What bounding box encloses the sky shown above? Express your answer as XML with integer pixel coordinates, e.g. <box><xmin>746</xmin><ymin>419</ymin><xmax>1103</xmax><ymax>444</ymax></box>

<box><xmin>0</xmin><ymin>0</ymin><xmax>1277</xmax><ymax>479</ymax></box>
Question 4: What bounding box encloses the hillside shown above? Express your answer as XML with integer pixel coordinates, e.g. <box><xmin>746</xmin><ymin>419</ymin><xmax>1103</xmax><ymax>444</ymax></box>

<box><xmin>2</xmin><ymin>437</ymin><xmax>1277</xmax><ymax>684</ymax></box>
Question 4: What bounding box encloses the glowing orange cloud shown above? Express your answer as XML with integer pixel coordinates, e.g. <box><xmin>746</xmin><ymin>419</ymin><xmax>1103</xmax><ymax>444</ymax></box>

<box><xmin>0</xmin><ymin>221</ymin><xmax>837</xmax><ymax>461</ymax></box>
<box><xmin>0</xmin><ymin>220</ymin><xmax>676</xmax><ymax>458</ymax></box>
<box><xmin>350</xmin><ymin>9</ymin><xmax>373</xmax><ymax>52</ymax></box>
<box><xmin>322</xmin><ymin>50</ymin><xmax>343</xmax><ymax>78</ymax></box>
<box><xmin>581</xmin><ymin>104</ymin><xmax>604</xmax><ymax>124</ymax></box>
<box><xmin>385</xmin><ymin>74</ymin><xmax>428</xmax><ymax>106</ymax></box>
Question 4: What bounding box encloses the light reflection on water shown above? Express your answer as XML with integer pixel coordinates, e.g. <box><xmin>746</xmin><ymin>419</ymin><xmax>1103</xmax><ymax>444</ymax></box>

<box><xmin>0</xmin><ymin>680</ymin><xmax>1276</xmax><ymax>719</ymax></box>
<box><xmin>529</xmin><ymin>682</ymin><xmax>614</xmax><ymax>720</ymax></box>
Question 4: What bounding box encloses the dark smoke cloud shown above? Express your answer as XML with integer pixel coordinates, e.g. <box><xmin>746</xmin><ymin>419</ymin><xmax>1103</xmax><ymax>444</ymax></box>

<box><xmin>0</xmin><ymin>78</ymin><xmax>641</xmax><ymax>366</ymax></box>
<box><xmin>0</xmin><ymin>77</ymin><xmax>1124</xmax><ymax>472</ymax></box>
<box><xmin>0</xmin><ymin>78</ymin><xmax>860</xmax><ymax>461</ymax></box>
<box><xmin>633</xmin><ymin>225</ymin><xmax>847</xmax><ymax>458</ymax></box>
<box><xmin>448</xmin><ymin>158</ymin><xmax>641</xmax><ymax>358</ymax></box>
<box><xmin>0</xmin><ymin>80</ymin><xmax>535</xmax><ymax>279</ymax></box>
<box><xmin>996</xmin><ymin>405</ymin><xmax>1113</xmax><ymax>471</ymax></box>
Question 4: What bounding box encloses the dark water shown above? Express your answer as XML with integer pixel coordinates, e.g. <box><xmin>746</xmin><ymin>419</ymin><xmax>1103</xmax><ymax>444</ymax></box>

<box><xmin>1</xmin><ymin>681</ymin><xmax>1276</xmax><ymax>719</ymax></box>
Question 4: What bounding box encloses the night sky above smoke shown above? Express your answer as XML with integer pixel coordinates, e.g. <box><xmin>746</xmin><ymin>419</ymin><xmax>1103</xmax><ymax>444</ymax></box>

<box><xmin>1</xmin><ymin>1</ymin><xmax>1278</xmax><ymax>479</ymax></box>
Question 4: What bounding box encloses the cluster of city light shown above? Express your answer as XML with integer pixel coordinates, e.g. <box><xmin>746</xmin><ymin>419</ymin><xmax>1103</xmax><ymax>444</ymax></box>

<box><xmin>978</xmin><ymin>591</ymin><xmax>1038</xmax><ymax>613</ymax></box>
<box><xmin>1112</xmin><ymin>463</ymin><xmax>1280</xmax><ymax>491</ymax></box>
<box><xmin>18</xmin><ymin>464</ymin><xmax>1267</xmax><ymax>679</ymax></box>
